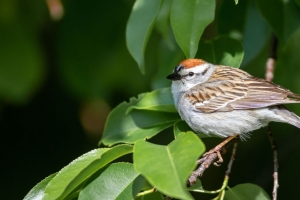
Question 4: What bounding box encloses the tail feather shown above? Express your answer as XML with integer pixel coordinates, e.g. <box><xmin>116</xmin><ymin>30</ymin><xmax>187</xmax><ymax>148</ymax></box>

<box><xmin>273</xmin><ymin>105</ymin><xmax>300</xmax><ymax>129</ymax></box>
<box><xmin>288</xmin><ymin>92</ymin><xmax>300</xmax><ymax>101</ymax></box>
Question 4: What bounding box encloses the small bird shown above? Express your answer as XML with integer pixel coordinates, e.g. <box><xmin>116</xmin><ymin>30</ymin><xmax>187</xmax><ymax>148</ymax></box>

<box><xmin>167</xmin><ymin>59</ymin><xmax>300</xmax><ymax>157</ymax></box>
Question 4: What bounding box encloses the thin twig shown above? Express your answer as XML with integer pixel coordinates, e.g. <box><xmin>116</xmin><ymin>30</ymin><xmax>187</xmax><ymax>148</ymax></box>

<box><xmin>265</xmin><ymin>34</ymin><xmax>279</xmax><ymax>200</ymax></box>
<box><xmin>267</xmin><ymin>126</ymin><xmax>279</xmax><ymax>200</ymax></box>
<box><xmin>265</xmin><ymin>34</ymin><xmax>277</xmax><ymax>82</ymax></box>
<box><xmin>188</xmin><ymin>137</ymin><xmax>239</xmax><ymax>186</ymax></box>
<box><xmin>188</xmin><ymin>138</ymin><xmax>239</xmax><ymax>200</ymax></box>
<box><xmin>136</xmin><ymin>188</ymin><xmax>156</xmax><ymax>197</ymax></box>
<box><xmin>225</xmin><ymin>138</ymin><xmax>239</xmax><ymax>177</ymax></box>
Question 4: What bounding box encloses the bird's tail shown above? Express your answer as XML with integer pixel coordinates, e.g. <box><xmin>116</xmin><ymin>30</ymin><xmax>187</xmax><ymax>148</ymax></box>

<box><xmin>288</xmin><ymin>92</ymin><xmax>300</xmax><ymax>101</ymax></box>
<box><xmin>272</xmin><ymin>105</ymin><xmax>300</xmax><ymax>129</ymax></box>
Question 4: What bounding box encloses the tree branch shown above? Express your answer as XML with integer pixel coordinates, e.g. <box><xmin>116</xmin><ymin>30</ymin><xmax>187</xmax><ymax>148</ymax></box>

<box><xmin>188</xmin><ymin>138</ymin><xmax>239</xmax><ymax>186</ymax></box>
<box><xmin>265</xmin><ymin>34</ymin><xmax>279</xmax><ymax>200</ymax></box>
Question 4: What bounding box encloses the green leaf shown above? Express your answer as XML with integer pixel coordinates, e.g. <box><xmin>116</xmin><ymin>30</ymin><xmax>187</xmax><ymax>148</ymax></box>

<box><xmin>173</xmin><ymin>121</ymin><xmax>192</xmax><ymax>138</ymax></box>
<box><xmin>197</xmin><ymin>36</ymin><xmax>244</xmax><ymax>68</ymax></box>
<box><xmin>23</xmin><ymin>173</ymin><xmax>57</xmax><ymax>200</ymax></box>
<box><xmin>100</xmin><ymin>94</ymin><xmax>180</xmax><ymax>146</ymax></box>
<box><xmin>155</xmin><ymin>0</ymin><xmax>173</xmax><ymax>44</ymax></box>
<box><xmin>43</xmin><ymin>145</ymin><xmax>133</xmax><ymax>200</ymax></box>
<box><xmin>234</xmin><ymin>0</ymin><xmax>238</xmax><ymax>5</ymax></box>
<box><xmin>134</xmin><ymin>132</ymin><xmax>205</xmax><ymax>200</ymax></box>
<box><xmin>256</xmin><ymin>0</ymin><xmax>300</xmax><ymax>43</ymax></box>
<box><xmin>151</xmin><ymin>36</ymin><xmax>184</xmax><ymax>89</ymax></box>
<box><xmin>224</xmin><ymin>183</ymin><xmax>270</xmax><ymax>200</ymax></box>
<box><xmin>171</xmin><ymin>0</ymin><xmax>215</xmax><ymax>58</ymax></box>
<box><xmin>126</xmin><ymin>0</ymin><xmax>162</xmax><ymax>74</ymax></box>
<box><xmin>79</xmin><ymin>163</ymin><xmax>144</xmax><ymax>200</ymax></box>
<box><xmin>217</xmin><ymin>0</ymin><xmax>247</xmax><ymax>36</ymax></box>
<box><xmin>127</xmin><ymin>87</ymin><xmax>177</xmax><ymax>113</ymax></box>
<box><xmin>275</xmin><ymin>29</ymin><xmax>300</xmax><ymax>114</ymax></box>
<box><xmin>173</xmin><ymin>121</ymin><xmax>211</xmax><ymax>139</ymax></box>
<box><xmin>241</xmin><ymin>1</ymin><xmax>270</xmax><ymax>66</ymax></box>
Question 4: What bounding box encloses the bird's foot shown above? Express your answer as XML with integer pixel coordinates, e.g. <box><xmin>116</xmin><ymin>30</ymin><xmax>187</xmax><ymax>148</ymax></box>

<box><xmin>202</xmin><ymin>147</ymin><xmax>225</xmax><ymax>166</ymax></box>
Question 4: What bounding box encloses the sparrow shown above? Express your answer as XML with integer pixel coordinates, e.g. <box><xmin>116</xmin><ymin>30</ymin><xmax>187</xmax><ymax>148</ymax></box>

<box><xmin>167</xmin><ymin>59</ymin><xmax>300</xmax><ymax>151</ymax></box>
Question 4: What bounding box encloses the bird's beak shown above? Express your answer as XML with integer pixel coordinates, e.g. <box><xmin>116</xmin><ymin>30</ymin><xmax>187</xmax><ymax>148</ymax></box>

<box><xmin>166</xmin><ymin>72</ymin><xmax>181</xmax><ymax>80</ymax></box>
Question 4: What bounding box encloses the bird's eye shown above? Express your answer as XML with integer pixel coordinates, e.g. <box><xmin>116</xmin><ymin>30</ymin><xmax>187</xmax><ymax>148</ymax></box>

<box><xmin>188</xmin><ymin>72</ymin><xmax>194</xmax><ymax>76</ymax></box>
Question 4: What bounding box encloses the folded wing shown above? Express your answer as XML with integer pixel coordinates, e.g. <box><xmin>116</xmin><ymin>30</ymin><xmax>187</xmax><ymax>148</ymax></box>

<box><xmin>185</xmin><ymin>66</ymin><xmax>300</xmax><ymax>113</ymax></box>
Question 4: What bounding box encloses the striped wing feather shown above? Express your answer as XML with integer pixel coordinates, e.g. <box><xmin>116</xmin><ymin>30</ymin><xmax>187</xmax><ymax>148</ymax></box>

<box><xmin>185</xmin><ymin>66</ymin><xmax>300</xmax><ymax>113</ymax></box>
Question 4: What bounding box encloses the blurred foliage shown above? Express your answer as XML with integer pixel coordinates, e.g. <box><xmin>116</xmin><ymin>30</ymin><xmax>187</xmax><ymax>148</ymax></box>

<box><xmin>1</xmin><ymin>0</ymin><xmax>300</xmax><ymax>199</ymax></box>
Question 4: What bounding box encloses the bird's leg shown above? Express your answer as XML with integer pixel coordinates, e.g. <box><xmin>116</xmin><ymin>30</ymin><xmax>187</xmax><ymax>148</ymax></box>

<box><xmin>202</xmin><ymin>134</ymin><xmax>238</xmax><ymax>164</ymax></box>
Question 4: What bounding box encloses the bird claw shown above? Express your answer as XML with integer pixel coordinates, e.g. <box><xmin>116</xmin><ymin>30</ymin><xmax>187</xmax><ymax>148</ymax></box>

<box><xmin>203</xmin><ymin>149</ymin><xmax>224</xmax><ymax>166</ymax></box>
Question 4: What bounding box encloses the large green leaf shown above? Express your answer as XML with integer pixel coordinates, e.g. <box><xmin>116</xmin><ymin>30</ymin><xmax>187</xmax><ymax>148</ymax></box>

<box><xmin>126</xmin><ymin>0</ymin><xmax>161</xmax><ymax>74</ymax></box>
<box><xmin>256</xmin><ymin>0</ymin><xmax>300</xmax><ymax>43</ymax></box>
<box><xmin>241</xmin><ymin>1</ymin><xmax>270</xmax><ymax>66</ymax></box>
<box><xmin>275</xmin><ymin>28</ymin><xmax>300</xmax><ymax>114</ymax></box>
<box><xmin>134</xmin><ymin>132</ymin><xmax>205</xmax><ymax>200</ymax></box>
<box><xmin>79</xmin><ymin>163</ymin><xmax>144</xmax><ymax>200</ymax></box>
<box><xmin>224</xmin><ymin>183</ymin><xmax>270</xmax><ymax>200</ymax></box>
<box><xmin>155</xmin><ymin>0</ymin><xmax>173</xmax><ymax>44</ymax></box>
<box><xmin>171</xmin><ymin>0</ymin><xmax>215</xmax><ymax>58</ymax></box>
<box><xmin>100</xmin><ymin>94</ymin><xmax>180</xmax><ymax>146</ymax></box>
<box><xmin>43</xmin><ymin>145</ymin><xmax>133</xmax><ymax>200</ymax></box>
<box><xmin>23</xmin><ymin>173</ymin><xmax>57</xmax><ymax>200</ymax></box>
<box><xmin>127</xmin><ymin>87</ymin><xmax>177</xmax><ymax>113</ymax></box>
<box><xmin>197</xmin><ymin>36</ymin><xmax>244</xmax><ymax>68</ymax></box>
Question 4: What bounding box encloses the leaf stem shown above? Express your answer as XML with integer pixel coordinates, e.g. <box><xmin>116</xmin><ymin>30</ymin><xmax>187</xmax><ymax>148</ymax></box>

<box><xmin>189</xmin><ymin>176</ymin><xmax>228</xmax><ymax>194</ymax></box>
<box><xmin>136</xmin><ymin>188</ymin><xmax>156</xmax><ymax>197</ymax></box>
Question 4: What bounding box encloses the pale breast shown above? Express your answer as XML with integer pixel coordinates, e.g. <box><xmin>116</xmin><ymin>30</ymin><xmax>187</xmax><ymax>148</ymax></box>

<box><xmin>178</xmin><ymin>97</ymin><xmax>283</xmax><ymax>140</ymax></box>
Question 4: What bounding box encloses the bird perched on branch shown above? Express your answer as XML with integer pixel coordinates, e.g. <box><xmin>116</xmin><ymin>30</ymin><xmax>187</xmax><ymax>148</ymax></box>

<box><xmin>167</xmin><ymin>58</ymin><xmax>300</xmax><ymax>159</ymax></box>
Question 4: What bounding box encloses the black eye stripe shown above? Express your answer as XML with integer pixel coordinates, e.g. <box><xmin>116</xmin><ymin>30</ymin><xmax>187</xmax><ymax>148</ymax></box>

<box><xmin>174</xmin><ymin>65</ymin><xmax>183</xmax><ymax>72</ymax></box>
<box><xmin>181</xmin><ymin>72</ymin><xmax>200</xmax><ymax>78</ymax></box>
<box><xmin>202</xmin><ymin>67</ymin><xmax>209</xmax><ymax>75</ymax></box>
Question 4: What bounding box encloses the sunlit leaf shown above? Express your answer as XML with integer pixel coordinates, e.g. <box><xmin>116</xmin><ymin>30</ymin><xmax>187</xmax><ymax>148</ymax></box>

<box><xmin>43</xmin><ymin>145</ymin><xmax>133</xmax><ymax>200</ymax></box>
<box><xmin>225</xmin><ymin>183</ymin><xmax>270</xmax><ymax>200</ymax></box>
<box><xmin>171</xmin><ymin>0</ymin><xmax>215</xmax><ymax>58</ymax></box>
<box><xmin>134</xmin><ymin>132</ymin><xmax>205</xmax><ymax>200</ymax></box>
<box><xmin>127</xmin><ymin>87</ymin><xmax>176</xmax><ymax>113</ymax></box>
<box><xmin>126</xmin><ymin>0</ymin><xmax>162</xmax><ymax>74</ymax></box>
<box><xmin>100</xmin><ymin>94</ymin><xmax>180</xmax><ymax>146</ymax></box>
<box><xmin>79</xmin><ymin>163</ymin><xmax>144</xmax><ymax>200</ymax></box>
<box><xmin>23</xmin><ymin>173</ymin><xmax>57</xmax><ymax>200</ymax></box>
<box><xmin>197</xmin><ymin>36</ymin><xmax>244</xmax><ymax>68</ymax></box>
